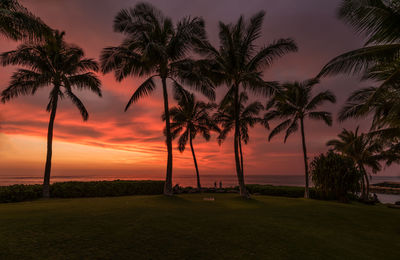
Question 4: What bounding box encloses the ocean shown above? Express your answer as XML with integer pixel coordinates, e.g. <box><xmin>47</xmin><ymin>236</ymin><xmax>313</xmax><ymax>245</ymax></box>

<box><xmin>1</xmin><ymin>174</ymin><xmax>399</xmax><ymax>203</ymax></box>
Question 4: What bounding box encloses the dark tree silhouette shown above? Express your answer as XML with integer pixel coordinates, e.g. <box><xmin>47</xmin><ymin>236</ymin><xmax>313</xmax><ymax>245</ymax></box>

<box><xmin>327</xmin><ymin>127</ymin><xmax>382</xmax><ymax>199</ymax></box>
<box><xmin>196</xmin><ymin>11</ymin><xmax>297</xmax><ymax>197</ymax></box>
<box><xmin>264</xmin><ymin>79</ymin><xmax>336</xmax><ymax>198</ymax></box>
<box><xmin>0</xmin><ymin>0</ymin><xmax>51</xmax><ymax>40</ymax></box>
<box><xmin>1</xmin><ymin>31</ymin><xmax>102</xmax><ymax>198</ymax></box>
<box><xmin>319</xmin><ymin>0</ymin><xmax>400</xmax><ymax>83</ymax></box>
<box><xmin>100</xmin><ymin>2</ymin><xmax>214</xmax><ymax>195</ymax></box>
<box><xmin>165</xmin><ymin>91</ymin><xmax>219</xmax><ymax>189</ymax></box>
<box><xmin>215</xmin><ymin>91</ymin><xmax>263</xmax><ymax>178</ymax></box>
<box><xmin>319</xmin><ymin>0</ymin><xmax>400</xmax><ymax>167</ymax></box>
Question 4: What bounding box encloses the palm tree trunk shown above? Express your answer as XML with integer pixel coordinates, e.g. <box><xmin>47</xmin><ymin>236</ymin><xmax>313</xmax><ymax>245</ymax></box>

<box><xmin>161</xmin><ymin>77</ymin><xmax>173</xmax><ymax>196</ymax></box>
<box><xmin>360</xmin><ymin>173</ymin><xmax>365</xmax><ymax>199</ymax></box>
<box><xmin>300</xmin><ymin>118</ymin><xmax>310</xmax><ymax>199</ymax></box>
<box><xmin>361</xmin><ymin>165</ymin><xmax>370</xmax><ymax>199</ymax></box>
<box><xmin>234</xmin><ymin>84</ymin><xmax>248</xmax><ymax>198</ymax></box>
<box><xmin>189</xmin><ymin>132</ymin><xmax>201</xmax><ymax>190</ymax></box>
<box><xmin>42</xmin><ymin>96</ymin><xmax>58</xmax><ymax>198</ymax></box>
<box><xmin>239</xmin><ymin>134</ymin><xmax>244</xmax><ymax>176</ymax></box>
<box><xmin>357</xmin><ymin>164</ymin><xmax>367</xmax><ymax>200</ymax></box>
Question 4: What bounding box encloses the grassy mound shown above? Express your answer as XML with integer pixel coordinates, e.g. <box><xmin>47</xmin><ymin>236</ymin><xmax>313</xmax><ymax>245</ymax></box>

<box><xmin>0</xmin><ymin>194</ymin><xmax>399</xmax><ymax>259</ymax></box>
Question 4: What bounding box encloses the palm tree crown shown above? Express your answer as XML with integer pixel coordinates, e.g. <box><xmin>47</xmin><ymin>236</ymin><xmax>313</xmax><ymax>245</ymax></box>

<box><xmin>196</xmin><ymin>10</ymin><xmax>298</xmax><ymax>197</ymax></box>
<box><xmin>265</xmin><ymin>79</ymin><xmax>336</xmax><ymax>141</ymax></box>
<box><xmin>165</xmin><ymin>92</ymin><xmax>219</xmax><ymax>189</ymax></box>
<box><xmin>100</xmin><ymin>2</ymin><xmax>213</xmax><ymax>195</ymax></box>
<box><xmin>215</xmin><ymin>91</ymin><xmax>263</xmax><ymax>177</ymax></box>
<box><xmin>265</xmin><ymin>79</ymin><xmax>336</xmax><ymax>198</ymax></box>
<box><xmin>327</xmin><ymin>127</ymin><xmax>383</xmax><ymax>199</ymax></box>
<box><xmin>1</xmin><ymin>30</ymin><xmax>102</xmax><ymax>197</ymax></box>
<box><xmin>1</xmin><ymin>30</ymin><xmax>102</xmax><ymax>112</ymax></box>
<box><xmin>216</xmin><ymin>91</ymin><xmax>263</xmax><ymax>145</ymax></box>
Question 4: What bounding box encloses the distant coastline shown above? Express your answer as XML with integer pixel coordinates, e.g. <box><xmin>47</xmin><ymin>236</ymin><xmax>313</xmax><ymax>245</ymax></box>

<box><xmin>371</xmin><ymin>182</ymin><xmax>400</xmax><ymax>195</ymax></box>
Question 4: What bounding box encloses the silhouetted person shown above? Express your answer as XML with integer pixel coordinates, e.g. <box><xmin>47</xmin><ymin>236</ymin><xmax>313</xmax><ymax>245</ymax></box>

<box><xmin>219</xmin><ymin>181</ymin><xmax>222</xmax><ymax>189</ymax></box>
<box><xmin>214</xmin><ymin>181</ymin><xmax>217</xmax><ymax>188</ymax></box>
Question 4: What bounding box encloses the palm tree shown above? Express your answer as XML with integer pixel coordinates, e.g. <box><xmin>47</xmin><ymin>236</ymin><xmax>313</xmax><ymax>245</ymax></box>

<box><xmin>100</xmin><ymin>3</ymin><xmax>214</xmax><ymax>196</ymax></box>
<box><xmin>327</xmin><ymin>127</ymin><xmax>382</xmax><ymax>199</ymax></box>
<box><xmin>319</xmin><ymin>0</ymin><xmax>400</xmax><ymax>85</ymax></box>
<box><xmin>165</xmin><ymin>91</ymin><xmax>219</xmax><ymax>189</ymax></box>
<box><xmin>0</xmin><ymin>0</ymin><xmax>51</xmax><ymax>40</ymax></box>
<box><xmin>215</xmin><ymin>91</ymin><xmax>263</xmax><ymax>178</ymax></box>
<box><xmin>318</xmin><ymin>1</ymin><xmax>400</xmax><ymax>168</ymax></box>
<box><xmin>0</xmin><ymin>30</ymin><xmax>102</xmax><ymax>198</ymax></box>
<box><xmin>196</xmin><ymin>11</ymin><xmax>298</xmax><ymax>197</ymax></box>
<box><xmin>264</xmin><ymin>79</ymin><xmax>336</xmax><ymax>198</ymax></box>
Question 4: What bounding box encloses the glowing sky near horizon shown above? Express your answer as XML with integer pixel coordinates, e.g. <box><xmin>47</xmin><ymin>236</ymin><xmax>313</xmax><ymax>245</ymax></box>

<box><xmin>0</xmin><ymin>0</ymin><xmax>399</xmax><ymax>180</ymax></box>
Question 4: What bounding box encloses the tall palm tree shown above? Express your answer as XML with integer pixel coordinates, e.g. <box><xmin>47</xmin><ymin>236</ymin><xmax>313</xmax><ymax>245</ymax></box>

<box><xmin>165</xmin><ymin>91</ymin><xmax>219</xmax><ymax>189</ymax></box>
<box><xmin>215</xmin><ymin>92</ymin><xmax>263</xmax><ymax>178</ymax></box>
<box><xmin>1</xmin><ymin>30</ymin><xmax>102</xmax><ymax>198</ymax></box>
<box><xmin>196</xmin><ymin>11</ymin><xmax>297</xmax><ymax>197</ymax></box>
<box><xmin>100</xmin><ymin>3</ymin><xmax>214</xmax><ymax>196</ymax></box>
<box><xmin>0</xmin><ymin>0</ymin><xmax>51</xmax><ymax>40</ymax></box>
<box><xmin>264</xmin><ymin>79</ymin><xmax>336</xmax><ymax>198</ymax></box>
<box><xmin>327</xmin><ymin>127</ymin><xmax>382</xmax><ymax>199</ymax></box>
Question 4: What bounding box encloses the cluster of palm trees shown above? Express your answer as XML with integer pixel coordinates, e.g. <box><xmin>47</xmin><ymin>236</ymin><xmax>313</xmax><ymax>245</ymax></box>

<box><xmin>1</xmin><ymin>0</ymin><xmax>399</xmax><ymax>200</ymax></box>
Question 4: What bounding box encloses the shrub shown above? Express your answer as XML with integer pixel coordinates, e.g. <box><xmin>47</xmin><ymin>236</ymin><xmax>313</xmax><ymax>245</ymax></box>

<box><xmin>310</xmin><ymin>151</ymin><xmax>362</xmax><ymax>202</ymax></box>
<box><xmin>246</xmin><ymin>184</ymin><xmax>316</xmax><ymax>198</ymax></box>
<box><xmin>0</xmin><ymin>184</ymin><xmax>42</xmax><ymax>203</ymax></box>
<box><xmin>0</xmin><ymin>180</ymin><xmax>164</xmax><ymax>203</ymax></box>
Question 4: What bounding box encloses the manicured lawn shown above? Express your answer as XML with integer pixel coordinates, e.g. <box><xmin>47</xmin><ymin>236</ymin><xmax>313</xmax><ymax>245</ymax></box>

<box><xmin>0</xmin><ymin>194</ymin><xmax>399</xmax><ymax>259</ymax></box>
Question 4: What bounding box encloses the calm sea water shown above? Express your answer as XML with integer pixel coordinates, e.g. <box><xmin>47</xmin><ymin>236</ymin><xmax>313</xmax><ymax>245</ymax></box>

<box><xmin>1</xmin><ymin>174</ymin><xmax>399</xmax><ymax>203</ymax></box>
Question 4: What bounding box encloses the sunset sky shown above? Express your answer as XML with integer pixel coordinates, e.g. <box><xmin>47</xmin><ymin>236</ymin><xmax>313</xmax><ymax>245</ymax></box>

<box><xmin>1</xmin><ymin>0</ymin><xmax>399</xmax><ymax>181</ymax></box>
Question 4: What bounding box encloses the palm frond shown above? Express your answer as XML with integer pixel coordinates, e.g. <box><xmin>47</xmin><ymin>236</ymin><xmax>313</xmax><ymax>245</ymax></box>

<box><xmin>308</xmin><ymin>111</ymin><xmax>333</xmax><ymax>126</ymax></box>
<box><xmin>268</xmin><ymin>119</ymin><xmax>292</xmax><ymax>141</ymax></box>
<box><xmin>66</xmin><ymin>73</ymin><xmax>102</xmax><ymax>97</ymax></box>
<box><xmin>65</xmin><ymin>90</ymin><xmax>89</xmax><ymax>121</ymax></box>
<box><xmin>338</xmin><ymin>0</ymin><xmax>400</xmax><ymax>44</ymax></box>
<box><xmin>125</xmin><ymin>76</ymin><xmax>156</xmax><ymax>111</ymax></box>
<box><xmin>318</xmin><ymin>44</ymin><xmax>400</xmax><ymax>77</ymax></box>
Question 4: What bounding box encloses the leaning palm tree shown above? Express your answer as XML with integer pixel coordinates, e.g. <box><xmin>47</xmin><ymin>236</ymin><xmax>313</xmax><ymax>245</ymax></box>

<box><xmin>0</xmin><ymin>0</ymin><xmax>51</xmax><ymax>40</ymax></box>
<box><xmin>264</xmin><ymin>79</ymin><xmax>336</xmax><ymax>198</ymax></box>
<box><xmin>327</xmin><ymin>127</ymin><xmax>382</xmax><ymax>199</ymax></box>
<box><xmin>1</xmin><ymin>30</ymin><xmax>102</xmax><ymax>198</ymax></box>
<box><xmin>100</xmin><ymin>3</ymin><xmax>214</xmax><ymax>195</ymax></box>
<box><xmin>164</xmin><ymin>92</ymin><xmax>219</xmax><ymax>189</ymax></box>
<box><xmin>196</xmin><ymin>11</ymin><xmax>297</xmax><ymax>197</ymax></box>
<box><xmin>215</xmin><ymin>92</ymin><xmax>263</xmax><ymax>178</ymax></box>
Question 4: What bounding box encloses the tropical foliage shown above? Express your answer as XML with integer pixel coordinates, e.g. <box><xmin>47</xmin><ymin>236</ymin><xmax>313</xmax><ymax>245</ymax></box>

<box><xmin>1</xmin><ymin>0</ymin><xmax>400</xmax><ymax>200</ymax></box>
<box><xmin>326</xmin><ymin>127</ymin><xmax>383</xmax><ymax>199</ymax></box>
<box><xmin>264</xmin><ymin>79</ymin><xmax>336</xmax><ymax>198</ymax></box>
<box><xmin>215</xmin><ymin>91</ymin><xmax>263</xmax><ymax>178</ymax></box>
<box><xmin>165</xmin><ymin>92</ymin><xmax>219</xmax><ymax>189</ymax></box>
<box><xmin>100</xmin><ymin>2</ymin><xmax>214</xmax><ymax>195</ymax></box>
<box><xmin>319</xmin><ymin>0</ymin><xmax>400</xmax><ymax>169</ymax></box>
<box><xmin>310</xmin><ymin>151</ymin><xmax>362</xmax><ymax>202</ymax></box>
<box><xmin>0</xmin><ymin>0</ymin><xmax>51</xmax><ymax>40</ymax></box>
<box><xmin>195</xmin><ymin>11</ymin><xmax>297</xmax><ymax>197</ymax></box>
<box><xmin>0</xmin><ymin>30</ymin><xmax>102</xmax><ymax>197</ymax></box>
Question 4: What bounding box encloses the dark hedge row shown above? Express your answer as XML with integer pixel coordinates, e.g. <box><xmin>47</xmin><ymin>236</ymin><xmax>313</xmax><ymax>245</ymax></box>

<box><xmin>0</xmin><ymin>180</ymin><xmax>164</xmax><ymax>203</ymax></box>
<box><xmin>246</xmin><ymin>184</ymin><xmax>317</xmax><ymax>198</ymax></box>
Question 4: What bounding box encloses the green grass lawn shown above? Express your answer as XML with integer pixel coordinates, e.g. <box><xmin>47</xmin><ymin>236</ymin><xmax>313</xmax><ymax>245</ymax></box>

<box><xmin>0</xmin><ymin>194</ymin><xmax>399</xmax><ymax>259</ymax></box>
